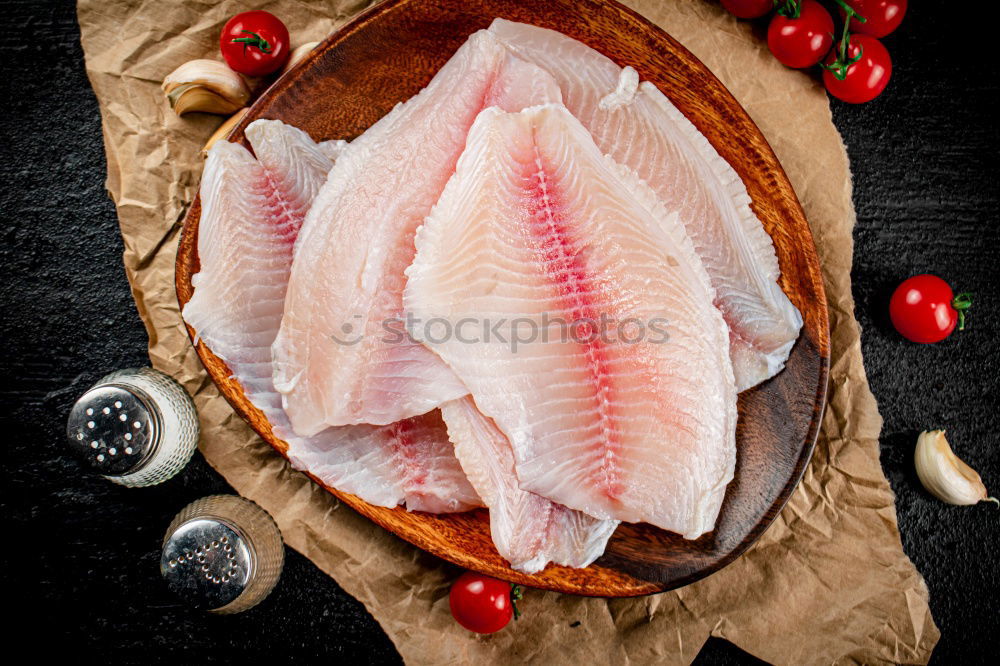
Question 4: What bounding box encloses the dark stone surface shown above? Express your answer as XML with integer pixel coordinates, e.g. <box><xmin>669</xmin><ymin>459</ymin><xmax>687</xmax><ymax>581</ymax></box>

<box><xmin>0</xmin><ymin>0</ymin><xmax>994</xmax><ymax>663</ymax></box>
<box><xmin>831</xmin><ymin>3</ymin><xmax>999</xmax><ymax>664</ymax></box>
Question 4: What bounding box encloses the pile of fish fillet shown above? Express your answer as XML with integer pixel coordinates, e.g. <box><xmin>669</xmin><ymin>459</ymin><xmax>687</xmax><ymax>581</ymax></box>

<box><xmin>183</xmin><ymin>20</ymin><xmax>803</xmax><ymax>574</ymax></box>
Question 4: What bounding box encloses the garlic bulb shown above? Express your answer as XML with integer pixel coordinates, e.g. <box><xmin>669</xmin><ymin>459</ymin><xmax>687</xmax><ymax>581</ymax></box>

<box><xmin>914</xmin><ymin>430</ymin><xmax>997</xmax><ymax>506</ymax></box>
<box><xmin>162</xmin><ymin>59</ymin><xmax>251</xmax><ymax>115</ymax></box>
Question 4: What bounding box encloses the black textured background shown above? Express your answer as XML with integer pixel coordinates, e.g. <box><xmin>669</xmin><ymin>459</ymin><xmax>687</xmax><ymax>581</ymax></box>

<box><xmin>1</xmin><ymin>1</ymin><xmax>995</xmax><ymax>663</ymax></box>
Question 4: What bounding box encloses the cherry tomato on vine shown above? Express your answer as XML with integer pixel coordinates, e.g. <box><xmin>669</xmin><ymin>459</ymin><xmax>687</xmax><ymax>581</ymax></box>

<box><xmin>841</xmin><ymin>0</ymin><xmax>907</xmax><ymax>38</ymax></box>
<box><xmin>721</xmin><ymin>0</ymin><xmax>775</xmax><ymax>19</ymax></box>
<box><xmin>889</xmin><ymin>275</ymin><xmax>972</xmax><ymax>344</ymax></box>
<box><xmin>449</xmin><ymin>572</ymin><xmax>522</xmax><ymax>634</ymax></box>
<box><xmin>822</xmin><ymin>34</ymin><xmax>891</xmax><ymax>103</ymax></box>
<box><xmin>220</xmin><ymin>11</ymin><xmax>290</xmax><ymax>77</ymax></box>
<box><xmin>767</xmin><ymin>0</ymin><xmax>835</xmax><ymax>69</ymax></box>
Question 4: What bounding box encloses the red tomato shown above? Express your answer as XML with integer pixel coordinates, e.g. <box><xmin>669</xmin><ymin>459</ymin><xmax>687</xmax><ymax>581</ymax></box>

<box><xmin>449</xmin><ymin>572</ymin><xmax>521</xmax><ymax>634</ymax></box>
<box><xmin>220</xmin><ymin>11</ymin><xmax>290</xmax><ymax>77</ymax></box>
<box><xmin>822</xmin><ymin>34</ymin><xmax>891</xmax><ymax>103</ymax></box>
<box><xmin>767</xmin><ymin>1</ymin><xmax>835</xmax><ymax>69</ymax></box>
<box><xmin>721</xmin><ymin>0</ymin><xmax>774</xmax><ymax>19</ymax></box>
<box><xmin>841</xmin><ymin>0</ymin><xmax>907</xmax><ymax>38</ymax></box>
<box><xmin>889</xmin><ymin>275</ymin><xmax>972</xmax><ymax>344</ymax></box>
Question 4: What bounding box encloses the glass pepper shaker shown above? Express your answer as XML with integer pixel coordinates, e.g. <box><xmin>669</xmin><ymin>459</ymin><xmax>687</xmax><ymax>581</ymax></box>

<box><xmin>65</xmin><ymin>368</ymin><xmax>199</xmax><ymax>487</ymax></box>
<box><xmin>160</xmin><ymin>495</ymin><xmax>284</xmax><ymax>614</ymax></box>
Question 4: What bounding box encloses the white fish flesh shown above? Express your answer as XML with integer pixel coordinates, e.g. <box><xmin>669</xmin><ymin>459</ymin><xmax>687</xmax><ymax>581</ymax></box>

<box><xmin>272</xmin><ymin>31</ymin><xmax>564</xmax><ymax>432</ymax></box>
<box><xmin>290</xmin><ymin>407</ymin><xmax>482</xmax><ymax>513</ymax></box>
<box><xmin>404</xmin><ymin>104</ymin><xmax>736</xmax><ymax>537</ymax></box>
<box><xmin>489</xmin><ymin>19</ymin><xmax>802</xmax><ymax>392</ymax></box>
<box><xmin>183</xmin><ymin>119</ymin><xmax>479</xmax><ymax>512</ymax></box>
<box><xmin>442</xmin><ymin>397</ymin><xmax>618</xmax><ymax>573</ymax></box>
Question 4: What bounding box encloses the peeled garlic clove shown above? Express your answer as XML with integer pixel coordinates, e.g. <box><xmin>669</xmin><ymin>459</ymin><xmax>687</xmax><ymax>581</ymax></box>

<box><xmin>914</xmin><ymin>430</ymin><xmax>997</xmax><ymax>506</ymax></box>
<box><xmin>280</xmin><ymin>42</ymin><xmax>320</xmax><ymax>75</ymax></box>
<box><xmin>201</xmin><ymin>108</ymin><xmax>249</xmax><ymax>157</ymax></box>
<box><xmin>162</xmin><ymin>59</ymin><xmax>250</xmax><ymax>115</ymax></box>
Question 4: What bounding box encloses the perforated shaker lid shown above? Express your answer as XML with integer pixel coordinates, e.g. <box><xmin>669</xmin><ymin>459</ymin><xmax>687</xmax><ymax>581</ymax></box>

<box><xmin>65</xmin><ymin>368</ymin><xmax>199</xmax><ymax>487</ymax></box>
<box><xmin>160</xmin><ymin>495</ymin><xmax>284</xmax><ymax>614</ymax></box>
<box><xmin>66</xmin><ymin>383</ymin><xmax>160</xmax><ymax>476</ymax></box>
<box><xmin>161</xmin><ymin>517</ymin><xmax>254</xmax><ymax>610</ymax></box>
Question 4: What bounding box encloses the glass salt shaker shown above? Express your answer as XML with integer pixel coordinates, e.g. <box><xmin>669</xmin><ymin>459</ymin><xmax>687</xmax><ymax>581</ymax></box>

<box><xmin>65</xmin><ymin>367</ymin><xmax>199</xmax><ymax>487</ymax></box>
<box><xmin>160</xmin><ymin>495</ymin><xmax>284</xmax><ymax>614</ymax></box>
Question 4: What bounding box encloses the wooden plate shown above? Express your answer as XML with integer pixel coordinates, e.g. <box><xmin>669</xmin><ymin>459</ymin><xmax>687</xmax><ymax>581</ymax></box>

<box><xmin>175</xmin><ymin>0</ymin><xmax>830</xmax><ymax>596</ymax></box>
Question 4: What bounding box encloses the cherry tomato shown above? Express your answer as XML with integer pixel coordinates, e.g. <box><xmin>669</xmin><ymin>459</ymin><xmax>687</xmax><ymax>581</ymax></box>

<box><xmin>822</xmin><ymin>34</ymin><xmax>891</xmax><ymax>103</ymax></box>
<box><xmin>220</xmin><ymin>11</ymin><xmax>290</xmax><ymax>77</ymax></box>
<box><xmin>449</xmin><ymin>572</ymin><xmax>521</xmax><ymax>633</ymax></box>
<box><xmin>841</xmin><ymin>0</ymin><xmax>907</xmax><ymax>38</ymax></box>
<box><xmin>889</xmin><ymin>275</ymin><xmax>972</xmax><ymax>344</ymax></box>
<box><xmin>767</xmin><ymin>1</ymin><xmax>835</xmax><ymax>69</ymax></box>
<box><xmin>721</xmin><ymin>0</ymin><xmax>774</xmax><ymax>19</ymax></box>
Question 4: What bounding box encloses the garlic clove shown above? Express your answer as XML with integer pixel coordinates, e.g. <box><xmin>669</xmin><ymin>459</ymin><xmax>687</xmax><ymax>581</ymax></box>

<box><xmin>914</xmin><ymin>430</ymin><xmax>997</xmax><ymax>506</ymax></box>
<box><xmin>162</xmin><ymin>59</ymin><xmax>250</xmax><ymax>116</ymax></box>
<box><xmin>280</xmin><ymin>42</ymin><xmax>320</xmax><ymax>75</ymax></box>
<box><xmin>201</xmin><ymin>108</ymin><xmax>249</xmax><ymax>157</ymax></box>
<box><xmin>167</xmin><ymin>85</ymin><xmax>246</xmax><ymax>115</ymax></box>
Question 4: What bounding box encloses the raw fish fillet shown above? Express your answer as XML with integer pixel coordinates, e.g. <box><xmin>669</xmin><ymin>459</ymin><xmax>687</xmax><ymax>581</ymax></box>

<box><xmin>183</xmin><ymin>119</ymin><xmax>479</xmax><ymax>512</ymax></box>
<box><xmin>405</xmin><ymin>104</ymin><xmax>737</xmax><ymax>537</ymax></box>
<box><xmin>490</xmin><ymin>19</ymin><xmax>802</xmax><ymax>391</ymax></box>
<box><xmin>273</xmin><ymin>30</ymin><xmax>563</xmax><ymax>432</ymax></box>
<box><xmin>291</xmin><ymin>408</ymin><xmax>481</xmax><ymax>513</ymax></box>
<box><xmin>442</xmin><ymin>397</ymin><xmax>618</xmax><ymax>573</ymax></box>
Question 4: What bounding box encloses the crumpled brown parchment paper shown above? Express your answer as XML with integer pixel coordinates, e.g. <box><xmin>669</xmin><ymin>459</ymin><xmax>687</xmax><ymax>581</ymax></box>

<box><xmin>77</xmin><ymin>0</ymin><xmax>939</xmax><ymax>662</ymax></box>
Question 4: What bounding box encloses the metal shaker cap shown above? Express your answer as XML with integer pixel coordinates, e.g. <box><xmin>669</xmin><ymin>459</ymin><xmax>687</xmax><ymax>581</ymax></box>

<box><xmin>161</xmin><ymin>495</ymin><xmax>284</xmax><ymax>614</ymax></box>
<box><xmin>66</xmin><ymin>384</ymin><xmax>158</xmax><ymax>475</ymax></box>
<box><xmin>66</xmin><ymin>368</ymin><xmax>198</xmax><ymax>487</ymax></box>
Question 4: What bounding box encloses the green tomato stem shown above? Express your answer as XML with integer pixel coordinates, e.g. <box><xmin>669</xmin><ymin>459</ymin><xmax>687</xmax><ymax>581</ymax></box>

<box><xmin>231</xmin><ymin>30</ymin><xmax>272</xmax><ymax>55</ymax></box>
<box><xmin>510</xmin><ymin>584</ymin><xmax>523</xmax><ymax>620</ymax></box>
<box><xmin>776</xmin><ymin>0</ymin><xmax>802</xmax><ymax>19</ymax></box>
<box><xmin>821</xmin><ymin>0</ymin><xmax>868</xmax><ymax>81</ymax></box>
<box><xmin>952</xmin><ymin>292</ymin><xmax>973</xmax><ymax>331</ymax></box>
